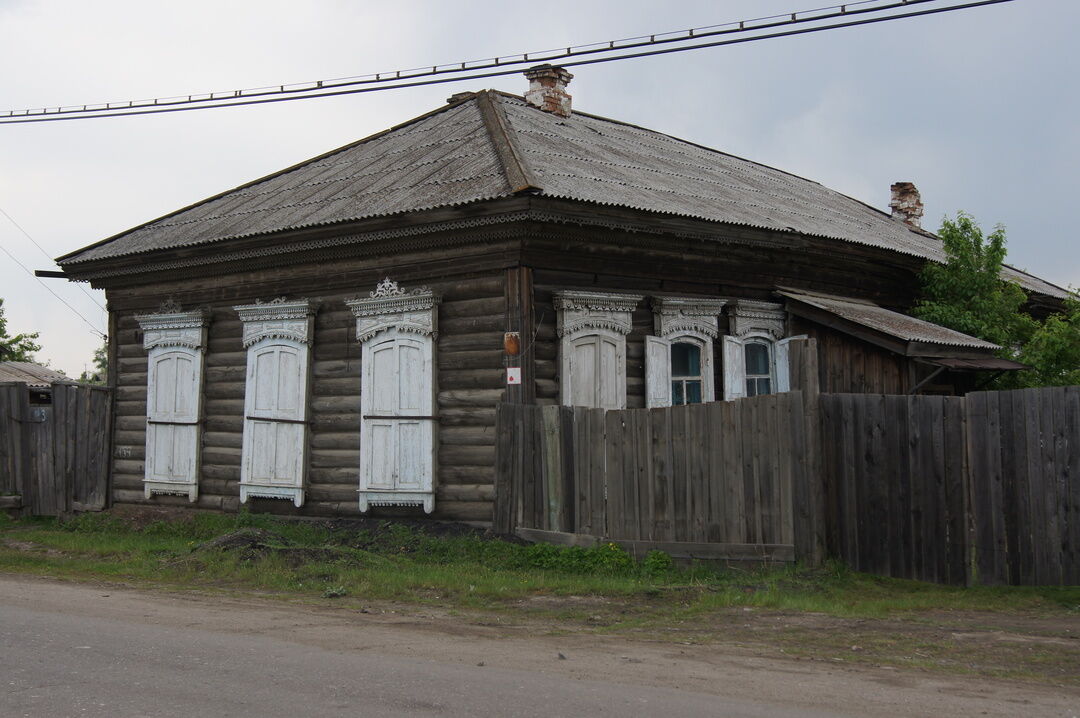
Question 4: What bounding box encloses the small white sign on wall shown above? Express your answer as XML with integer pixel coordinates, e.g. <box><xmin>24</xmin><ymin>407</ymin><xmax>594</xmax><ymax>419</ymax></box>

<box><xmin>506</xmin><ymin>367</ymin><xmax>522</xmax><ymax>385</ymax></box>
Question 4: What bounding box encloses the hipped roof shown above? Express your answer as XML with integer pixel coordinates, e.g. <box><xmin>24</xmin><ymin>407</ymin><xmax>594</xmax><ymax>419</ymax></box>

<box><xmin>58</xmin><ymin>91</ymin><xmax>1066</xmax><ymax>300</ymax></box>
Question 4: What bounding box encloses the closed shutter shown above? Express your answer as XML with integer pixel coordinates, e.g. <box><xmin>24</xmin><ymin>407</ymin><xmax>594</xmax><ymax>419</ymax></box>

<box><xmin>145</xmin><ymin>349</ymin><xmax>201</xmax><ymax>488</ymax></box>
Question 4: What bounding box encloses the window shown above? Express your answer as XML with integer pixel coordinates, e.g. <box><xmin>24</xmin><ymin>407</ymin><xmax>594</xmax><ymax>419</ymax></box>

<box><xmin>722</xmin><ymin>300</ymin><xmax>790</xmax><ymax>401</ymax></box>
<box><xmin>555</xmin><ymin>290</ymin><xmax>641</xmax><ymax>409</ymax></box>
<box><xmin>234</xmin><ymin>297</ymin><xmax>315</xmax><ymax>508</ymax></box>
<box><xmin>671</xmin><ymin>342</ymin><xmax>704</xmax><ymax>405</ymax></box>
<box><xmin>347</xmin><ymin>279</ymin><xmax>440</xmax><ymax>514</ymax></box>
<box><xmin>645</xmin><ymin>296</ymin><xmax>727</xmax><ymax>408</ymax></box>
<box><xmin>744</xmin><ymin>341</ymin><xmax>773</xmax><ymax>397</ymax></box>
<box><xmin>135</xmin><ymin>303</ymin><xmax>209</xmax><ymax>503</ymax></box>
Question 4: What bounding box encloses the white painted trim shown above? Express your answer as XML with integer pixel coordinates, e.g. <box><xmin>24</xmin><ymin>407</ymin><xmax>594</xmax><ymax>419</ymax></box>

<box><xmin>555</xmin><ymin>290</ymin><xmax>640</xmax><ymax>409</ymax></box>
<box><xmin>645</xmin><ymin>335</ymin><xmax>672</xmax><ymax>408</ymax></box>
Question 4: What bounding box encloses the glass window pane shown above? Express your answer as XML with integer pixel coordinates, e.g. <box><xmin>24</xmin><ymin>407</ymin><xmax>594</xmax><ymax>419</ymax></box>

<box><xmin>745</xmin><ymin>343</ymin><xmax>770</xmax><ymax>376</ymax></box>
<box><xmin>672</xmin><ymin>381</ymin><xmax>684</xmax><ymax>405</ymax></box>
<box><xmin>759</xmin><ymin>377</ymin><xmax>771</xmax><ymax>395</ymax></box>
<box><xmin>671</xmin><ymin>342</ymin><xmax>700</xmax><ymax>377</ymax></box>
<box><xmin>686</xmin><ymin>380</ymin><xmax>702</xmax><ymax>404</ymax></box>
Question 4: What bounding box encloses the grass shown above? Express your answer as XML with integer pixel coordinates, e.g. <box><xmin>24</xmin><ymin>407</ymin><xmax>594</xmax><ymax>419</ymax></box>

<box><xmin>1</xmin><ymin>509</ymin><xmax>1076</xmax><ymax>618</ymax></box>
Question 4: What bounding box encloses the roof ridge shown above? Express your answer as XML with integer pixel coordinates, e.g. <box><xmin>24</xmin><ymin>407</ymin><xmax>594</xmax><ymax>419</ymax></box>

<box><xmin>476</xmin><ymin>91</ymin><xmax>540</xmax><ymax>194</ymax></box>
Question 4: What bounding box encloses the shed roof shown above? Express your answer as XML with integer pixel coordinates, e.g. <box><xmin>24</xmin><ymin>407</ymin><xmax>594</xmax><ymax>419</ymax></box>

<box><xmin>58</xmin><ymin>91</ymin><xmax>1066</xmax><ymax>299</ymax></box>
<box><xmin>0</xmin><ymin>362</ymin><xmax>68</xmax><ymax>388</ymax></box>
<box><xmin>778</xmin><ymin>289</ymin><xmax>1002</xmax><ymax>353</ymax></box>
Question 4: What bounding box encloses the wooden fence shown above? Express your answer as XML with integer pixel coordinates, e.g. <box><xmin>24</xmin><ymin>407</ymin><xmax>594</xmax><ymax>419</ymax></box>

<box><xmin>822</xmin><ymin>387</ymin><xmax>1079</xmax><ymax>586</ymax></box>
<box><xmin>0</xmin><ymin>382</ymin><xmax>111</xmax><ymax>516</ymax></box>
<box><xmin>495</xmin><ymin>392</ymin><xmax>811</xmax><ymax>563</ymax></box>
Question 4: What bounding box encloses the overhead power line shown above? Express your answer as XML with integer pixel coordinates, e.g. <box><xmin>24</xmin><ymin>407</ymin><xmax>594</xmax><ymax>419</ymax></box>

<box><xmin>0</xmin><ymin>206</ymin><xmax>107</xmax><ymax>312</ymax></box>
<box><xmin>1</xmin><ymin>0</ymin><xmax>1013</xmax><ymax>125</ymax></box>
<box><xmin>0</xmin><ymin>237</ymin><xmax>107</xmax><ymax>339</ymax></box>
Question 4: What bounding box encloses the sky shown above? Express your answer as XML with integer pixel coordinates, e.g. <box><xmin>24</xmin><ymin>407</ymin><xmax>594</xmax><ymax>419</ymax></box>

<box><xmin>1</xmin><ymin>0</ymin><xmax>1077</xmax><ymax>377</ymax></box>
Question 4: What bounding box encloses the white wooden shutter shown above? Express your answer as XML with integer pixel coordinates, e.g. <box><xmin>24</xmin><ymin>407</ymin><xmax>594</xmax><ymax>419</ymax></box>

<box><xmin>239</xmin><ymin>339</ymin><xmax>310</xmax><ymax>507</ymax></box>
<box><xmin>145</xmin><ymin>348</ymin><xmax>202</xmax><ymax>500</ymax></box>
<box><xmin>645</xmin><ymin>335</ymin><xmax>672</xmax><ymax>408</ymax></box>
<box><xmin>360</xmin><ymin>332</ymin><xmax>436</xmax><ymax>513</ymax></box>
<box><xmin>722</xmin><ymin>335</ymin><xmax>746</xmax><ymax>401</ymax></box>
<box><xmin>775</xmin><ymin>335</ymin><xmax>808</xmax><ymax>393</ymax></box>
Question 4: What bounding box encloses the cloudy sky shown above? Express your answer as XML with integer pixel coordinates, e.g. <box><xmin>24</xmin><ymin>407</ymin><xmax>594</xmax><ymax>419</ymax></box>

<box><xmin>1</xmin><ymin>0</ymin><xmax>1076</xmax><ymax>376</ymax></box>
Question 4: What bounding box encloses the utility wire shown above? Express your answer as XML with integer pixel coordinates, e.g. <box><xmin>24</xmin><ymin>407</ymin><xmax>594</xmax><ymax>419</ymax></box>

<box><xmin>0</xmin><ymin>206</ymin><xmax>107</xmax><ymax>311</ymax></box>
<box><xmin>2</xmin><ymin>0</ymin><xmax>926</xmax><ymax>120</ymax></box>
<box><xmin>1</xmin><ymin>0</ymin><xmax>1012</xmax><ymax>125</ymax></box>
<box><xmin>0</xmin><ymin>238</ymin><xmax>107</xmax><ymax>339</ymax></box>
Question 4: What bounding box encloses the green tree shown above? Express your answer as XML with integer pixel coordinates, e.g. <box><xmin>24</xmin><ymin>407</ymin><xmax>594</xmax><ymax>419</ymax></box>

<box><xmin>0</xmin><ymin>297</ymin><xmax>42</xmax><ymax>362</ymax></box>
<box><xmin>79</xmin><ymin>341</ymin><xmax>108</xmax><ymax>384</ymax></box>
<box><xmin>1017</xmin><ymin>293</ymin><xmax>1080</xmax><ymax>387</ymax></box>
<box><xmin>914</xmin><ymin>212</ymin><xmax>1080</xmax><ymax>388</ymax></box>
<box><xmin>913</xmin><ymin>212</ymin><xmax>1037</xmax><ymax>354</ymax></box>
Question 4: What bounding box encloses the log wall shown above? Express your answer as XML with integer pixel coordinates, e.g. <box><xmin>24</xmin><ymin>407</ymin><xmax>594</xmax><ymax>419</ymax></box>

<box><xmin>107</xmin><ymin>253</ymin><xmax>511</xmax><ymax>522</ymax></box>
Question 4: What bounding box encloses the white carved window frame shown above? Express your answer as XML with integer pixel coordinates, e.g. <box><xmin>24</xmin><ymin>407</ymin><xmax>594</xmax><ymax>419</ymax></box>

<box><xmin>646</xmin><ymin>297</ymin><xmax>727</xmax><ymax>408</ymax></box>
<box><xmin>135</xmin><ymin>305</ymin><xmax>209</xmax><ymax>502</ymax></box>
<box><xmin>234</xmin><ymin>297</ymin><xmax>315</xmax><ymax>508</ymax></box>
<box><xmin>722</xmin><ymin>300</ymin><xmax>792</xmax><ymax>401</ymax></box>
<box><xmin>346</xmin><ymin>279</ymin><xmax>441</xmax><ymax>514</ymax></box>
<box><xmin>554</xmin><ymin>290</ymin><xmax>642</xmax><ymax>410</ymax></box>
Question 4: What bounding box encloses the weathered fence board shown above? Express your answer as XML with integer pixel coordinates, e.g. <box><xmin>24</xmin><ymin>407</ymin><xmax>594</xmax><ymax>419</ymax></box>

<box><xmin>0</xmin><ymin>382</ymin><xmax>111</xmax><ymax>517</ymax></box>
<box><xmin>496</xmin><ymin>393</ymin><xmax>804</xmax><ymax>562</ymax></box>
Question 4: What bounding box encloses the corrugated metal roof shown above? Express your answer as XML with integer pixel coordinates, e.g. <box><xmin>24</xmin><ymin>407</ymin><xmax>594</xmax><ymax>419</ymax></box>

<box><xmin>57</xmin><ymin>91</ymin><xmax>1067</xmax><ymax>300</ymax></box>
<box><xmin>778</xmin><ymin>289</ymin><xmax>1001</xmax><ymax>350</ymax></box>
<box><xmin>0</xmin><ymin>362</ymin><xmax>68</xmax><ymax>388</ymax></box>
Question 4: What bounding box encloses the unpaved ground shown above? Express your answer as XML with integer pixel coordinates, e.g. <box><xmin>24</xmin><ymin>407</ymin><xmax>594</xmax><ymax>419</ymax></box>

<box><xmin>1</xmin><ymin>575</ymin><xmax>1077</xmax><ymax>717</ymax></box>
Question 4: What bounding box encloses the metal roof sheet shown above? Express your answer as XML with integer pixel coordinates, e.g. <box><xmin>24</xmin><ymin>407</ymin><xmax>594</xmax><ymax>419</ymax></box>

<box><xmin>0</xmin><ymin>362</ymin><xmax>68</xmax><ymax>388</ymax></box>
<box><xmin>778</xmin><ymin>289</ymin><xmax>1001</xmax><ymax>350</ymax></box>
<box><xmin>57</xmin><ymin>92</ymin><xmax>1068</xmax><ymax>301</ymax></box>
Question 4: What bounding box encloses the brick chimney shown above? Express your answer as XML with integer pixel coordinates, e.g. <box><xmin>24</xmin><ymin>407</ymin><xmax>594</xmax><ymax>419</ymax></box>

<box><xmin>523</xmin><ymin>64</ymin><xmax>573</xmax><ymax>118</ymax></box>
<box><xmin>890</xmin><ymin>181</ymin><xmax>924</xmax><ymax>228</ymax></box>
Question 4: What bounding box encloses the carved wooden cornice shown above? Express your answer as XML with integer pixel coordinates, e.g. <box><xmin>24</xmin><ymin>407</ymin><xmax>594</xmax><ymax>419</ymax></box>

<box><xmin>554</xmin><ymin>290</ymin><xmax>642</xmax><ymax>337</ymax></box>
<box><xmin>135</xmin><ymin>302</ymin><xmax>209</xmax><ymax>351</ymax></box>
<box><xmin>651</xmin><ymin>296</ymin><xmax>728</xmax><ymax>339</ymax></box>
<box><xmin>346</xmin><ymin>278</ymin><xmax>440</xmax><ymax>343</ymax></box>
<box><xmin>728</xmin><ymin>299</ymin><xmax>786</xmax><ymax>339</ymax></box>
<box><xmin>233</xmin><ymin>297</ymin><xmax>316</xmax><ymax>347</ymax></box>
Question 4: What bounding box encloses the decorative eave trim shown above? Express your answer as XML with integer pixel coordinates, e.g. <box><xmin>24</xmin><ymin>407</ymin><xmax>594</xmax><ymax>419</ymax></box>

<box><xmin>233</xmin><ymin>297</ymin><xmax>316</xmax><ymax>347</ymax></box>
<box><xmin>346</xmin><ymin>279</ymin><xmax>440</xmax><ymax>343</ymax></box>
<box><xmin>135</xmin><ymin>306</ymin><xmax>209</xmax><ymax>351</ymax></box>
<box><xmin>728</xmin><ymin>299</ymin><xmax>786</xmax><ymax>340</ymax></box>
<box><xmin>554</xmin><ymin>290</ymin><xmax>642</xmax><ymax>337</ymax></box>
<box><xmin>651</xmin><ymin>296</ymin><xmax>727</xmax><ymax>339</ymax></box>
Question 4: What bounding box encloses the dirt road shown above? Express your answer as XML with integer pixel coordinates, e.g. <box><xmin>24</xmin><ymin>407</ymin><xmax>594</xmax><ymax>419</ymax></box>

<box><xmin>0</xmin><ymin>575</ymin><xmax>1076</xmax><ymax>717</ymax></box>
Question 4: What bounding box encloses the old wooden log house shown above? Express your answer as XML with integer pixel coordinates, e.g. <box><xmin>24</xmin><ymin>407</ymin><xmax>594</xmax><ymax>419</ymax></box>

<box><xmin>55</xmin><ymin>66</ymin><xmax>1068</xmax><ymax>526</ymax></box>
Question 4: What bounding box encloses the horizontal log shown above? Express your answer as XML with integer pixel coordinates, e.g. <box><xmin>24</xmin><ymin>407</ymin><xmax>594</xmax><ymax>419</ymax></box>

<box><xmin>431</xmin><ymin>500</ymin><xmax>491</xmax><ymax>522</ymax></box>
<box><xmin>206</xmin><ymin>366</ymin><xmax>247</xmax><ymax>383</ymax></box>
<box><xmin>438</xmin><ymin>465</ymin><xmax>495</xmax><ymax>485</ymax></box>
<box><xmin>438</xmin><ymin>407</ymin><xmax>495</xmax><ymax>427</ymax></box>
<box><xmin>201</xmin><ymin>464</ymin><xmax>241</xmax><ymax>482</ymax></box>
<box><xmin>0</xmin><ymin>495</ymin><xmax>22</xmax><ymax>509</ymax></box>
<box><xmin>438</xmin><ymin>349</ymin><xmax>504</xmax><ymax>370</ymax></box>
<box><xmin>204</xmin><ymin>382</ymin><xmax>246</xmax><ymax>400</ymax></box>
<box><xmin>204</xmin><ymin>398</ymin><xmax>245</xmax><ymax>415</ymax></box>
<box><xmin>439</xmin><ymin>444</ymin><xmax>495</xmax><ymax>466</ymax></box>
<box><xmin>111</xmin><ymin>474</ymin><xmax>143</xmax><ymax>492</ymax></box>
<box><xmin>307</xmin><ymin>483</ymin><xmax>360</xmax><ymax>503</ymax></box>
<box><xmin>203</xmin><ymin>447</ymin><xmax>241</xmax><ymax>464</ymax></box>
<box><xmin>438</xmin><ymin>369</ymin><xmax>505</xmax><ymax>391</ymax></box>
<box><xmin>310</xmin><ymin>432</ymin><xmax>359</xmax><ymax>450</ymax></box>
<box><xmin>207</xmin><ymin>336</ymin><xmax>244</xmax><ymax>354</ymax></box>
<box><xmin>439</xmin><ymin>315</ymin><xmax>504</xmax><ymax>334</ymax></box>
<box><xmin>310</xmin><ymin>395</ymin><xmax>361</xmax><ymax>413</ymax></box>
<box><xmin>313</xmin><ymin>376</ymin><xmax>360</xmax><ymax>395</ymax></box>
<box><xmin>113</xmin><ymin>459</ymin><xmax>144</xmax><ymax>474</ymax></box>
<box><xmin>311</xmin><ymin>414</ymin><xmax>361</xmax><ymax>431</ymax></box>
<box><xmin>533</xmin><ymin>359</ymin><xmax>556</xmax><ymax>379</ymax></box>
<box><xmin>536</xmin><ymin>379</ymin><xmax>558</xmax><ymax>398</ymax></box>
<box><xmin>438</xmin><ymin>332</ymin><xmax>504</xmax><ymax>353</ymax></box>
<box><xmin>205</xmin><ymin>351</ymin><xmax>246</xmax><ymax>368</ymax></box>
<box><xmin>313</xmin><ymin>359</ymin><xmax>361</xmax><ymax>377</ymax></box>
<box><xmin>117</xmin><ymin>357</ymin><xmax>149</xmax><ymax>373</ymax></box>
<box><xmin>310</xmin><ymin>448</ymin><xmax>361</xmax><ymax>469</ymax></box>
<box><xmin>439</xmin><ymin>296</ymin><xmax>504</xmax><ymax>319</ymax></box>
<box><xmin>203</xmin><ymin>431</ymin><xmax>242</xmax><ymax>449</ymax></box>
<box><xmin>436</xmin><ymin>484</ymin><xmax>495</xmax><ymax>502</ymax></box>
<box><xmin>310</xmin><ymin>326</ymin><xmax>351</xmax><ymax>345</ymax></box>
<box><xmin>114</xmin><ymin>430</ymin><xmax>145</xmax><ymax>446</ymax></box>
<box><xmin>309</xmin><ymin>466</ymin><xmax>358</xmax><ymax>483</ymax></box>
<box><xmin>438</xmin><ymin>389</ymin><xmax>504</xmax><ymax>408</ymax></box>
<box><xmin>439</xmin><ymin>425</ymin><xmax>496</xmax><ymax>446</ymax></box>
<box><xmin>312</xmin><ymin>342</ymin><xmax>358</xmax><ymax>362</ymax></box>
<box><xmin>204</xmin><ymin>416</ymin><xmax>244</xmax><ymax>433</ymax></box>
<box><xmin>116</xmin><ymin>386</ymin><xmax>147</xmax><ymax>402</ymax></box>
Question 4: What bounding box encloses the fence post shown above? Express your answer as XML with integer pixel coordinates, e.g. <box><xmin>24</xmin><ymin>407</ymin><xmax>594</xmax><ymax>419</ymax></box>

<box><xmin>789</xmin><ymin>338</ymin><xmax>825</xmax><ymax>566</ymax></box>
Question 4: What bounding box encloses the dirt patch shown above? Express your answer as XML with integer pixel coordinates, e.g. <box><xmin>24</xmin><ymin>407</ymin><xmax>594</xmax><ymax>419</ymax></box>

<box><xmin>191</xmin><ymin>529</ymin><xmax>345</xmax><ymax>566</ymax></box>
